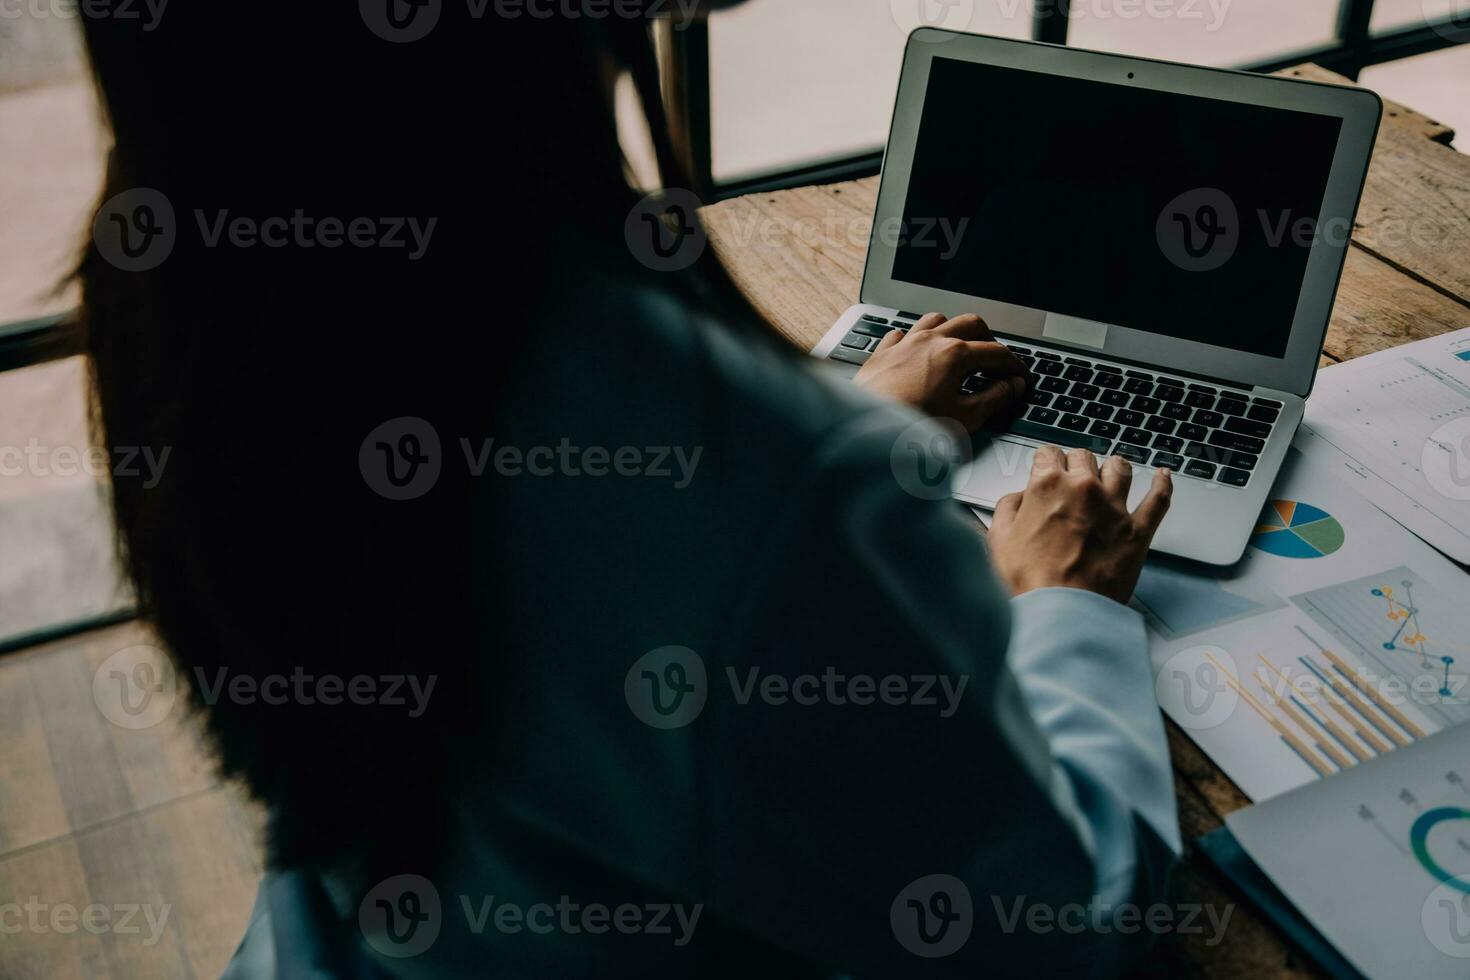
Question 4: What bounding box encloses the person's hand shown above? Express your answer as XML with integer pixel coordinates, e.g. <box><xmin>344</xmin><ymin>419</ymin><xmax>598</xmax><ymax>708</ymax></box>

<box><xmin>987</xmin><ymin>447</ymin><xmax>1173</xmax><ymax>604</ymax></box>
<box><xmin>853</xmin><ymin>312</ymin><xmax>1032</xmax><ymax>432</ymax></box>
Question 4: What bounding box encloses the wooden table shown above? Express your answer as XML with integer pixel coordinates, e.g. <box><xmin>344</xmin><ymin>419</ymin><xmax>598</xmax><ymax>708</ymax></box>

<box><xmin>703</xmin><ymin>64</ymin><xmax>1470</xmax><ymax>978</ymax></box>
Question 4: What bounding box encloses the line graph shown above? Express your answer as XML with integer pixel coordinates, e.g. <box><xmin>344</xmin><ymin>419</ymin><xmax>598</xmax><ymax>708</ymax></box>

<box><xmin>1293</xmin><ymin>567</ymin><xmax>1470</xmax><ymax>730</ymax></box>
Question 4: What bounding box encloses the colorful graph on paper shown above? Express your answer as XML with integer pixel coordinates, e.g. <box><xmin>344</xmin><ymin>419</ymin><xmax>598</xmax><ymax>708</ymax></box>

<box><xmin>1251</xmin><ymin>499</ymin><xmax>1346</xmax><ymax>559</ymax></box>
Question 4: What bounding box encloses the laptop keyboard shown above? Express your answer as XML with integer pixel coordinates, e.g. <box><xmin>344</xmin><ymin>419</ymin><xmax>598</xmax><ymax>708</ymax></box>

<box><xmin>830</xmin><ymin>314</ymin><xmax>1281</xmax><ymax>488</ymax></box>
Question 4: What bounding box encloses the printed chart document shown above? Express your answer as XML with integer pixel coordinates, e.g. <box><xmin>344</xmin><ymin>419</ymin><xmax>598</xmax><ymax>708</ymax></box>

<box><xmin>1142</xmin><ymin>447</ymin><xmax>1470</xmax><ymax>802</ymax></box>
<box><xmin>1227</xmin><ymin>724</ymin><xmax>1470</xmax><ymax>978</ymax></box>
<box><xmin>1297</xmin><ymin>328</ymin><xmax>1470</xmax><ymax>563</ymax></box>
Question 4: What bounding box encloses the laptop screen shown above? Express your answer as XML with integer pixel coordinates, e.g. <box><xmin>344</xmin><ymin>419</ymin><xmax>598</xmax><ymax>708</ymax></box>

<box><xmin>891</xmin><ymin>57</ymin><xmax>1344</xmax><ymax>359</ymax></box>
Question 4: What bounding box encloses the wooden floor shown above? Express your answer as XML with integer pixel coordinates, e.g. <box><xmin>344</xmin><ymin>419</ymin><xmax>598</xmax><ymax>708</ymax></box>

<box><xmin>0</xmin><ymin>621</ymin><xmax>263</xmax><ymax>979</ymax></box>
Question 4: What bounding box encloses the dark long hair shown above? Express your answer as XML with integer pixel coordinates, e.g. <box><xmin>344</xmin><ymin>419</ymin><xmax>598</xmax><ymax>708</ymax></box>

<box><xmin>77</xmin><ymin>5</ymin><xmax>781</xmax><ymax>871</ymax></box>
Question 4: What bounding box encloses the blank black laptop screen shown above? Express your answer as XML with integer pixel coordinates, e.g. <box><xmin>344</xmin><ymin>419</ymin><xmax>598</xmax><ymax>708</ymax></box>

<box><xmin>891</xmin><ymin>57</ymin><xmax>1344</xmax><ymax>359</ymax></box>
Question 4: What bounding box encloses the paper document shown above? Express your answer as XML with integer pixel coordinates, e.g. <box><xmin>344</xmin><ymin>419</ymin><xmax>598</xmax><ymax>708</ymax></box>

<box><xmin>1228</xmin><ymin>724</ymin><xmax>1470</xmax><ymax>978</ymax></box>
<box><xmin>1142</xmin><ymin>447</ymin><xmax>1470</xmax><ymax>802</ymax></box>
<box><xmin>1298</xmin><ymin>328</ymin><xmax>1470</xmax><ymax>563</ymax></box>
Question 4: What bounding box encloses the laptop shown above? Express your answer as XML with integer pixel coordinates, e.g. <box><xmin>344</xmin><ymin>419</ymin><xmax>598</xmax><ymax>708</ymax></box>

<box><xmin>812</xmin><ymin>29</ymin><xmax>1381</xmax><ymax>565</ymax></box>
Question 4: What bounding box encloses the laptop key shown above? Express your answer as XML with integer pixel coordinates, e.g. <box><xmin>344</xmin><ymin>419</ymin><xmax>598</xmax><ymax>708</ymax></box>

<box><xmin>1007</xmin><ymin>346</ymin><xmax>1033</xmax><ymax>356</ymax></box>
<box><xmin>1028</xmin><ymin>407</ymin><xmax>1059</xmax><ymax>425</ymax></box>
<box><xmin>1185</xmin><ymin>390</ymin><xmax>1215</xmax><ymax>409</ymax></box>
<box><xmin>1120</xmin><ymin>427</ymin><xmax>1152</xmax><ymax>446</ymax></box>
<box><xmin>1089</xmin><ymin>420</ymin><xmax>1120</xmax><ymax>439</ymax></box>
<box><xmin>829</xmin><ymin>346</ymin><xmax>870</xmax><ymax>366</ymax></box>
<box><xmin>1248</xmin><ymin>403</ymin><xmax>1280</xmax><ymax>424</ymax></box>
<box><xmin>1153</xmin><ymin>435</ymin><xmax>1184</xmax><ymax>452</ymax></box>
<box><xmin>1162</xmin><ymin>403</ymin><xmax>1191</xmax><ymax>421</ymax></box>
<box><xmin>1035</xmin><ymin>360</ymin><xmax>1064</xmax><ymax>376</ymax></box>
<box><xmin>853</xmin><ymin>321</ymin><xmax>894</xmax><ymax>338</ymax></box>
<box><xmin>1017</xmin><ymin>354</ymin><xmax>1035</xmax><ymax>368</ymax></box>
<box><xmin>1218</xmin><ymin>466</ymin><xmax>1251</xmax><ymax>487</ymax></box>
<box><xmin>1194</xmin><ymin>409</ymin><xmax>1224</xmax><ymax>427</ymax></box>
<box><xmin>1178</xmin><ymin>423</ymin><xmax>1207</xmax><ymax>442</ymax></box>
<box><xmin>1132</xmin><ymin>395</ymin><xmax>1162</xmax><ymax>414</ymax></box>
<box><xmin>896</xmin><ymin>311</ymin><xmax>923</xmax><ymax>321</ymax></box>
<box><xmin>1144</xmin><ymin>416</ymin><xmax>1176</xmax><ymax>434</ymax></box>
<box><xmin>1187</xmin><ymin>384</ymin><xmax>1217</xmax><ymax>395</ymax></box>
<box><xmin>1225</xmin><ymin>416</ymin><xmax>1273</xmax><ymax>439</ymax></box>
<box><xmin>1008</xmin><ymin>418</ymin><xmax>1112</xmax><ymax>454</ymax></box>
<box><xmin>1184</xmin><ymin>459</ymin><xmax>1217</xmax><ymax>479</ymax></box>
<box><xmin>1152</xmin><ymin>452</ymin><xmax>1185</xmax><ymax>470</ymax></box>
<box><xmin>1158</xmin><ymin>377</ymin><xmax>1187</xmax><ymax>388</ymax></box>
<box><xmin>1124</xmin><ymin>369</ymin><xmax>1154</xmax><ymax>379</ymax></box>
<box><xmin>1039</xmin><ymin>376</ymin><xmax>1071</xmax><ymax>393</ymax></box>
<box><xmin>1216</xmin><ymin>397</ymin><xmax>1247</xmax><ymax>416</ymax></box>
<box><xmin>961</xmin><ymin>376</ymin><xmax>984</xmax><ymax>394</ymax></box>
<box><xmin>841</xmin><ymin>331</ymin><xmax>872</xmax><ymax>349</ymax></box>
<box><xmin>1064</xmin><ymin>357</ymin><xmax>1093</xmax><ymax>367</ymax></box>
<box><xmin>1252</xmin><ymin>397</ymin><xmax>1283</xmax><ymax>408</ymax></box>
<box><xmin>1124</xmin><ymin>378</ymin><xmax>1154</xmax><ymax>395</ymax></box>
<box><xmin>1115</xmin><ymin>410</ymin><xmax>1145</xmax><ymax>428</ymax></box>
<box><xmin>1100</xmin><ymin>390</ymin><xmax>1130</xmax><ymax>407</ymax></box>
<box><xmin>1034</xmin><ymin>351</ymin><xmax>1062</xmax><ymax>361</ymax></box>
<box><xmin>1055</xmin><ymin>396</ymin><xmax>1084</xmax><ymax>413</ymax></box>
<box><xmin>1071</xmin><ymin>383</ymin><xmax>1100</xmax><ymax>400</ymax></box>
<box><xmin>1113</xmin><ymin>443</ymin><xmax>1150</xmax><ymax>464</ymax></box>
<box><xmin>1028</xmin><ymin>390</ymin><xmax>1054</xmax><ymax>407</ymax></box>
<box><xmin>1094</xmin><ymin>372</ymin><xmax>1123</xmax><ymax>389</ymax></box>
<box><xmin>1208</xmin><ymin>430</ymin><xmax>1265</xmax><ymax>454</ymax></box>
<box><xmin>1059</xmin><ymin>413</ymin><xmax>1090</xmax><ymax>432</ymax></box>
<box><xmin>1155</xmin><ymin>385</ymin><xmax>1185</xmax><ymax>403</ymax></box>
<box><xmin>1083</xmin><ymin>403</ymin><xmax>1113</xmax><ymax>420</ymax></box>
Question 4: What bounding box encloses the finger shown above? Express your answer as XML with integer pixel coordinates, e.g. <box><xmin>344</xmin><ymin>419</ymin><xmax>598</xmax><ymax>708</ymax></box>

<box><xmin>954</xmin><ymin>376</ymin><xmax>1028</xmax><ymax>431</ymax></box>
<box><xmin>1067</xmin><ymin>447</ymin><xmax>1100</xmax><ymax>479</ymax></box>
<box><xmin>930</xmin><ymin>313</ymin><xmax>995</xmax><ymax>342</ymax></box>
<box><xmin>1100</xmin><ymin>452</ymin><xmax>1133</xmax><ymax>504</ymax></box>
<box><xmin>950</xmin><ymin>341</ymin><xmax>1029</xmax><ymax>381</ymax></box>
<box><xmin>1029</xmin><ymin>444</ymin><xmax>1067</xmax><ymax>483</ymax></box>
<box><xmin>1131</xmin><ymin>466</ymin><xmax>1174</xmax><ymax>536</ymax></box>
<box><xmin>907</xmin><ymin>312</ymin><xmax>948</xmax><ymax>332</ymax></box>
<box><xmin>873</xmin><ymin>327</ymin><xmax>904</xmax><ymax>353</ymax></box>
<box><xmin>991</xmin><ymin>491</ymin><xmax>1023</xmax><ymax>530</ymax></box>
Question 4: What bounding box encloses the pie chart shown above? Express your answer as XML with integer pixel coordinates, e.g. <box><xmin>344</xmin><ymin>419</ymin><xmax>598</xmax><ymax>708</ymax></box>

<box><xmin>1250</xmin><ymin>500</ymin><xmax>1345</xmax><ymax>558</ymax></box>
